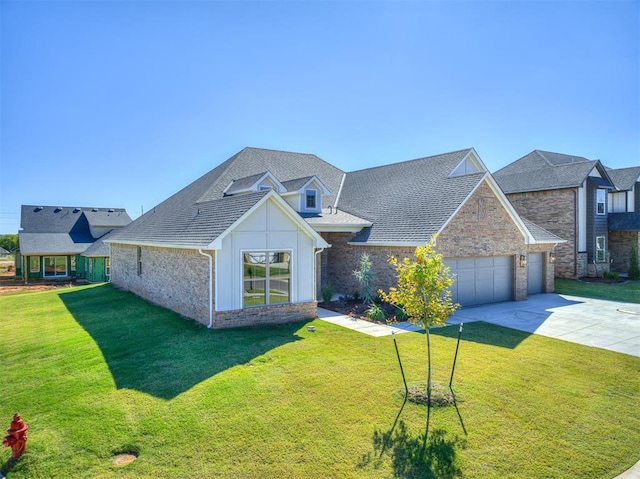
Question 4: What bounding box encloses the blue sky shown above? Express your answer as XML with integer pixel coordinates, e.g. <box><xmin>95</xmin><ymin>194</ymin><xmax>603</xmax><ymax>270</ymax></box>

<box><xmin>1</xmin><ymin>0</ymin><xmax>638</xmax><ymax>234</ymax></box>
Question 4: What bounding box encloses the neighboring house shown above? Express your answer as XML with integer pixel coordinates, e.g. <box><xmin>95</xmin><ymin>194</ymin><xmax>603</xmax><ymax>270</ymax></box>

<box><xmin>493</xmin><ymin>150</ymin><xmax>617</xmax><ymax>278</ymax></box>
<box><xmin>16</xmin><ymin>205</ymin><xmax>132</xmax><ymax>282</ymax></box>
<box><xmin>606</xmin><ymin>166</ymin><xmax>640</xmax><ymax>273</ymax></box>
<box><xmin>107</xmin><ymin>147</ymin><xmax>561</xmax><ymax>329</ymax></box>
<box><xmin>0</xmin><ymin>247</ymin><xmax>10</xmax><ymax>259</ymax></box>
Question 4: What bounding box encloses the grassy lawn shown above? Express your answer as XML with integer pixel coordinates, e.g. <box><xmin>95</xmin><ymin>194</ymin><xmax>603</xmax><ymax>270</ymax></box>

<box><xmin>1</xmin><ymin>284</ymin><xmax>639</xmax><ymax>478</ymax></box>
<box><xmin>555</xmin><ymin>277</ymin><xmax>640</xmax><ymax>303</ymax></box>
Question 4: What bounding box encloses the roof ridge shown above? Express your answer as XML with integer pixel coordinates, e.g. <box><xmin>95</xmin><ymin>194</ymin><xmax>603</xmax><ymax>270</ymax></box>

<box><xmin>347</xmin><ymin>148</ymin><xmax>474</xmax><ymax>175</ymax></box>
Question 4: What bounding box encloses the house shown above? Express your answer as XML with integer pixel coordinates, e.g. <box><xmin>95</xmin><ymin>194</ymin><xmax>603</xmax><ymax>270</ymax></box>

<box><xmin>107</xmin><ymin>147</ymin><xmax>561</xmax><ymax>329</ymax></box>
<box><xmin>606</xmin><ymin>166</ymin><xmax>640</xmax><ymax>273</ymax></box>
<box><xmin>493</xmin><ymin>150</ymin><xmax>618</xmax><ymax>278</ymax></box>
<box><xmin>16</xmin><ymin>205</ymin><xmax>132</xmax><ymax>282</ymax></box>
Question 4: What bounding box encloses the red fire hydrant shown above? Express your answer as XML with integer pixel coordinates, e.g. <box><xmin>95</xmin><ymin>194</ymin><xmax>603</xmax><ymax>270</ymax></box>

<box><xmin>3</xmin><ymin>413</ymin><xmax>29</xmax><ymax>459</ymax></box>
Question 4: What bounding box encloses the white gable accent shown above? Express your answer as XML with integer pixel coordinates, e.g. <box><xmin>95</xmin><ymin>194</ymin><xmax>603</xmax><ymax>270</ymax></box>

<box><xmin>449</xmin><ymin>149</ymin><xmax>484</xmax><ymax>177</ymax></box>
<box><xmin>213</xmin><ymin>191</ymin><xmax>328</xmax><ymax>311</ymax></box>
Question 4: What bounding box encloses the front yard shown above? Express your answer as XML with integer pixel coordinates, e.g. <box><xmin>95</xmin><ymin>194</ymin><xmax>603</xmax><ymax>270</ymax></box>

<box><xmin>1</xmin><ymin>284</ymin><xmax>639</xmax><ymax>478</ymax></box>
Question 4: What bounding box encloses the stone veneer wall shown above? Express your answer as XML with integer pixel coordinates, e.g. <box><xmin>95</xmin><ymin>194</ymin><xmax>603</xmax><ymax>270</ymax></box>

<box><xmin>213</xmin><ymin>301</ymin><xmax>317</xmax><ymax>329</ymax></box>
<box><xmin>506</xmin><ymin>188</ymin><xmax>576</xmax><ymax>277</ymax></box>
<box><xmin>607</xmin><ymin>231</ymin><xmax>639</xmax><ymax>274</ymax></box>
<box><xmin>110</xmin><ymin>244</ymin><xmax>212</xmax><ymax>324</ymax></box>
<box><xmin>324</xmin><ymin>181</ymin><xmax>535</xmax><ymax>301</ymax></box>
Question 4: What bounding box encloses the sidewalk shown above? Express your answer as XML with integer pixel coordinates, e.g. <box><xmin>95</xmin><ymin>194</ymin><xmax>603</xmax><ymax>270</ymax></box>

<box><xmin>317</xmin><ymin>307</ymin><xmax>421</xmax><ymax>337</ymax></box>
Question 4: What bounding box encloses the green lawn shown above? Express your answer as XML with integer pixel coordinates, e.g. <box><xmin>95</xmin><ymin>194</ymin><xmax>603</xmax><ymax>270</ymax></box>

<box><xmin>1</xmin><ymin>284</ymin><xmax>639</xmax><ymax>478</ymax></box>
<box><xmin>555</xmin><ymin>277</ymin><xmax>640</xmax><ymax>303</ymax></box>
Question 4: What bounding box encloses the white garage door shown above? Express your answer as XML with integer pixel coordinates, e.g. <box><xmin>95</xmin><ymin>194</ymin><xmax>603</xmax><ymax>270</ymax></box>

<box><xmin>527</xmin><ymin>253</ymin><xmax>544</xmax><ymax>295</ymax></box>
<box><xmin>445</xmin><ymin>256</ymin><xmax>513</xmax><ymax>307</ymax></box>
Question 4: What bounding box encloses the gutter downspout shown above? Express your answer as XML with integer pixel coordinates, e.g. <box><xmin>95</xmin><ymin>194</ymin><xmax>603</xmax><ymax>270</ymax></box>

<box><xmin>198</xmin><ymin>249</ymin><xmax>214</xmax><ymax>329</ymax></box>
<box><xmin>314</xmin><ymin>248</ymin><xmax>325</xmax><ymax>302</ymax></box>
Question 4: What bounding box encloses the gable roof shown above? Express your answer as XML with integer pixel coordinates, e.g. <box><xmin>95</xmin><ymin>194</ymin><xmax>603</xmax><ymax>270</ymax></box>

<box><xmin>337</xmin><ymin>149</ymin><xmax>490</xmax><ymax>244</ymax></box>
<box><xmin>18</xmin><ymin>205</ymin><xmax>132</xmax><ymax>255</ymax></box>
<box><xmin>520</xmin><ymin>218</ymin><xmax>565</xmax><ymax>244</ymax></box>
<box><xmin>606</xmin><ymin>166</ymin><xmax>640</xmax><ymax>192</ymax></box>
<box><xmin>493</xmin><ymin>150</ymin><xmax>614</xmax><ymax>194</ymax></box>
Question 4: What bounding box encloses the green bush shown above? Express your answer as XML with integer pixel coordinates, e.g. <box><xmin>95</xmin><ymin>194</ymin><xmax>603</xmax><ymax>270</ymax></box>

<box><xmin>365</xmin><ymin>303</ymin><xmax>386</xmax><ymax>321</ymax></box>
<box><xmin>353</xmin><ymin>253</ymin><xmax>377</xmax><ymax>304</ymax></box>
<box><xmin>321</xmin><ymin>284</ymin><xmax>334</xmax><ymax>304</ymax></box>
<box><xmin>603</xmin><ymin>271</ymin><xmax>620</xmax><ymax>280</ymax></box>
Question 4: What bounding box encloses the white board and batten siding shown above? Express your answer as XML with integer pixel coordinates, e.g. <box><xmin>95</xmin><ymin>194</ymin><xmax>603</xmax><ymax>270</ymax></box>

<box><xmin>445</xmin><ymin>256</ymin><xmax>513</xmax><ymax>307</ymax></box>
<box><xmin>215</xmin><ymin>198</ymin><xmax>316</xmax><ymax>311</ymax></box>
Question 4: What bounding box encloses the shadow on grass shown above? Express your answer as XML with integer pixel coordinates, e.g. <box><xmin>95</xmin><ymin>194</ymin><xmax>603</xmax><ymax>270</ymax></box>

<box><xmin>430</xmin><ymin>321</ymin><xmax>532</xmax><ymax>350</ymax></box>
<box><xmin>59</xmin><ymin>284</ymin><xmax>304</xmax><ymax>400</ymax></box>
<box><xmin>359</xmin><ymin>419</ymin><xmax>465</xmax><ymax>479</ymax></box>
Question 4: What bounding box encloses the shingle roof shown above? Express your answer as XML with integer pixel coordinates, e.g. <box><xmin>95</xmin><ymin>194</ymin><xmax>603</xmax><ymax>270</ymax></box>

<box><xmin>608</xmin><ymin>213</ymin><xmax>640</xmax><ymax>232</ymax></box>
<box><xmin>18</xmin><ymin>205</ymin><xmax>131</xmax><ymax>255</ymax></box>
<box><xmin>493</xmin><ymin>150</ymin><xmax>612</xmax><ymax>194</ymax></box>
<box><xmin>521</xmin><ymin>218</ymin><xmax>565</xmax><ymax>244</ymax></box>
<box><xmin>606</xmin><ymin>166</ymin><xmax>640</xmax><ymax>192</ymax></box>
<box><xmin>300</xmin><ymin>208</ymin><xmax>372</xmax><ymax>227</ymax></box>
<box><xmin>338</xmin><ymin>149</ymin><xmax>487</xmax><ymax>244</ymax></box>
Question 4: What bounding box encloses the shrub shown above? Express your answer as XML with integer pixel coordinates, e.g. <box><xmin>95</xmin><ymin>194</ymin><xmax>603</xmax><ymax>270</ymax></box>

<box><xmin>353</xmin><ymin>253</ymin><xmax>377</xmax><ymax>304</ymax></box>
<box><xmin>629</xmin><ymin>243</ymin><xmax>640</xmax><ymax>280</ymax></box>
<box><xmin>603</xmin><ymin>271</ymin><xmax>620</xmax><ymax>280</ymax></box>
<box><xmin>321</xmin><ymin>284</ymin><xmax>334</xmax><ymax>304</ymax></box>
<box><xmin>365</xmin><ymin>303</ymin><xmax>386</xmax><ymax>321</ymax></box>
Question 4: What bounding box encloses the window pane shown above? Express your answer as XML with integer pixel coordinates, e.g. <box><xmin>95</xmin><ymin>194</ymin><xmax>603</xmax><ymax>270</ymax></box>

<box><xmin>269</xmin><ymin>278</ymin><xmax>290</xmax><ymax>304</ymax></box>
<box><xmin>306</xmin><ymin>190</ymin><xmax>316</xmax><ymax>208</ymax></box>
<box><xmin>243</xmin><ymin>279</ymin><xmax>266</xmax><ymax>306</ymax></box>
<box><xmin>44</xmin><ymin>257</ymin><xmax>55</xmax><ymax>276</ymax></box>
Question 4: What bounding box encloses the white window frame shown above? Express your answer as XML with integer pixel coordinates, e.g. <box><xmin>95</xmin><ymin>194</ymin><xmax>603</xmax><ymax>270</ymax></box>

<box><xmin>596</xmin><ymin>189</ymin><xmax>606</xmax><ymax>215</ymax></box>
<box><xmin>105</xmin><ymin>257</ymin><xmax>111</xmax><ymax>277</ymax></box>
<box><xmin>305</xmin><ymin>189</ymin><xmax>317</xmax><ymax>210</ymax></box>
<box><xmin>595</xmin><ymin>236</ymin><xmax>606</xmax><ymax>263</ymax></box>
<box><xmin>242</xmin><ymin>250</ymin><xmax>292</xmax><ymax>308</ymax></box>
<box><xmin>29</xmin><ymin>256</ymin><xmax>40</xmax><ymax>273</ymax></box>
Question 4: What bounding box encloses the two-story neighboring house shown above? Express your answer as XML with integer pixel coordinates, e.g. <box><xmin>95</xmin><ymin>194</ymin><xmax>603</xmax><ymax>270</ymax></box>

<box><xmin>493</xmin><ymin>150</ymin><xmax>615</xmax><ymax>278</ymax></box>
<box><xmin>607</xmin><ymin>166</ymin><xmax>640</xmax><ymax>273</ymax></box>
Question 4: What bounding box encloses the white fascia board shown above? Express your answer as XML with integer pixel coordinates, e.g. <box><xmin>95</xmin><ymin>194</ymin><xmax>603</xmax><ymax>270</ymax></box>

<box><xmin>347</xmin><ymin>241</ymin><xmax>424</xmax><ymax>247</ymax></box>
<box><xmin>437</xmin><ymin>174</ymin><xmax>536</xmax><ymax>244</ymax></box>
<box><xmin>207</xmin><ymin>190</ymin><xmax>329</xmax><ymax>250</ymax></box>
<box><xmin>310</xmin><ymin>225</ymin><xmax>368</xmax><ymax>233</ymax></box>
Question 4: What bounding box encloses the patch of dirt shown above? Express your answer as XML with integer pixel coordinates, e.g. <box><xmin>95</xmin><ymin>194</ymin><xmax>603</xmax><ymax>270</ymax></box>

<box><xmin>0</xmin><ymin>272</ymin><xmax>77</xmax><ymax>296</ymax></box>
<box><xmin>321</xmin><ymin>298</ymin><xmax>403</xmax><ymax>323</ymax></box>
<box><xmin>112</xmin><ymin>453</ymin><xmax>137</xmax><ymax>466</ymax></box>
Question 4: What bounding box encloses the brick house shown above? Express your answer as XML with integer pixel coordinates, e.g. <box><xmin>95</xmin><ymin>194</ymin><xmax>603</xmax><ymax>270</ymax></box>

<box><xmin>493</xmin><ymin>150</ymin><xmax>622</xmax><ymax>278</ymax></box>
<box><xmin>107</xmin><ymin>147</ymin><xmax>561</xmax><ymax>329</ymax></box>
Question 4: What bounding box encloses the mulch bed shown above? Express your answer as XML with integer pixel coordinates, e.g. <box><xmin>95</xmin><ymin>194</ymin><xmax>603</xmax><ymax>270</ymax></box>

<box><xmin>321</xmin><ymin>298</ymin><xmax>403</xmax><ymax>323</ymax></box>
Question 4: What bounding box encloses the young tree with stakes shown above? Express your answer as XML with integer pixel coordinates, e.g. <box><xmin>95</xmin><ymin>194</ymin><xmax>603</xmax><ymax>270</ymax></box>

<box><xmin>379</xmin><ymin>236</ymin><xmax>459</xmax><ymax>441</ymax></box>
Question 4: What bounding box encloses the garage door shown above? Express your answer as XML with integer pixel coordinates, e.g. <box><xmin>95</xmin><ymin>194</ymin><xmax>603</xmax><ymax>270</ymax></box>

<box><xmin>527</xmin><ymin>253</ymin><xmax>544</xmax><ymax>295</ymax></box>
<box><xmin>445</xmin><ymin>256</ymin><xmax>513</xmax><ymax>307</ymax></box>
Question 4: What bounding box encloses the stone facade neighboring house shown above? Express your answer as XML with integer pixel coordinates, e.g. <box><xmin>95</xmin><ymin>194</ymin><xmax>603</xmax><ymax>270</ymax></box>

<box><xmin>107</xmin><ymin>147</ymin><xmax>562</xmax><ymax>329</ymax></box>
<box><xmin>16</xmin><ymin>205</ymin><xmax>132</xmax><ymax>282</ymax></box>
<box><xmin>494</xmin><ymin>150</ymin><xmax>640</xmax><ymax>278</ymax></box>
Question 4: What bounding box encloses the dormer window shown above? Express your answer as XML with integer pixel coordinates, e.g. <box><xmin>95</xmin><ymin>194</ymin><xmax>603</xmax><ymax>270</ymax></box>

<box><xmin>305</xmin><ymin>189</ymin><xmax>317</xmax><ymax>209</ymax></box>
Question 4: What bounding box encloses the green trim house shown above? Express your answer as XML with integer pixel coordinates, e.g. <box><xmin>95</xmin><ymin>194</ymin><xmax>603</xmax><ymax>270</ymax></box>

<box><xmin>16</xmin><ymin>205</ymin><xmax>131</xmax><ymax>282</ymax></box>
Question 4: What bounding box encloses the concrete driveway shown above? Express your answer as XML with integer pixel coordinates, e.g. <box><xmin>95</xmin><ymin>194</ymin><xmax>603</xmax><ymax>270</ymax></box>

<box><xmin>448</xmin><ymin>293</ymin><xmax>640</xmax><ymax>358</ymax></box>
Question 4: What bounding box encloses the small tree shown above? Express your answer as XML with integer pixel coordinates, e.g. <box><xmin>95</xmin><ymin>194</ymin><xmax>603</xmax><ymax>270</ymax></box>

<box><xmin>353</xmin><ymin>253</ymin><xmax>377</xmax><ymax>304</ymax></box>
<box><xmin>379</xmin><ymin>236</ymin><xmax>459</xmax><ymax>438</ymax></box>
<box><xmin>629</xmin><ymin>243</ymin><xmax>640</xmax><ymax>280</ymax></box>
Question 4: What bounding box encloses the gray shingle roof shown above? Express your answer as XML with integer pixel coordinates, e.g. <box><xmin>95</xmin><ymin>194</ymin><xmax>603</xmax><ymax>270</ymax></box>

<box><xmin>493</xmin><ymin>150</ymin><xmax>613</xmax><ymax>194</ymax></box>
<box><xmin>521</xmin><ymin>218</ymin><xmax>565</xmax><ymax>244</ymax></box>
<box><xmin>18</xmin><ymin>205</ymin><xmax>131</xmax><ymax>255</ymax></box>
<box><xmin>300</xmin><ymin>208</ymin><xmax>372</xmax><ymax>227</ymax></box>
<box><xmin>606</xmin><ymin>166</ymin><xmax>640</xmax><ymax>191</ymax></box>
<box><xmin>338</xmin><ymin>149</ymin><xmax>486</xmax><ymax>244</ymax></box>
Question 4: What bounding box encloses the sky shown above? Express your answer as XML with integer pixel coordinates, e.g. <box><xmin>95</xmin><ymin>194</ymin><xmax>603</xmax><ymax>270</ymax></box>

<box><xmin>1</xmin><ymin>0</ymin><xmax>639</xmax><ymax>234</ymax></box>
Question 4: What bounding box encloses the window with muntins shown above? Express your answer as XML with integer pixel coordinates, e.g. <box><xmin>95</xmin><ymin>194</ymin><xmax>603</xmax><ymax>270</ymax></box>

<box><xmin>243</xmin><ymin>251</ymin><xmax>291</xmax><ymax>307</ymax></box>
<box><xmin>596</xmin><ymin>189</ymin><xmax>606</xmax><ymax>215</ymax></box>
<box><xmin>305</xmin><ymin>189</ymin><xmax>317</xmax><ymax>209</ymax></box>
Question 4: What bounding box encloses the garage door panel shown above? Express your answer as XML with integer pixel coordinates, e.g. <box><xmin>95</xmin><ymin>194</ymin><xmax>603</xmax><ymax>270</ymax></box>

<box><xmin>445</xmin><ymin>256</ymin><xmax>513</xmax><ymax>307</ymax></box>
<box><xmin>527</xmin><ymin>253</ymin><xmax>544</xmax><ymax>295</ymax></box>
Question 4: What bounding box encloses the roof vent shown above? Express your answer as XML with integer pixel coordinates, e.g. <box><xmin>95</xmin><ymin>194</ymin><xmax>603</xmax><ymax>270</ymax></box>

<box><xmin>73</xmin><ymin>208</ymin><xmax>82</xmax><ymax>213</ymax></box>
<box><xmin>54</xmin><ymin>207</ymin><xmax>63</xmax><ymax>213</ymax></box>
<box><xmin>108</xmin><ymin>208</ymin><xmax>114</xmax><ymax>213</ymax></box>
<box><xmin>92</xmin><ymin>208</ymin><xmax>99</xmax><ymax>212</ymax></box>
<box><xmin>34</xmin><ymin>206</ymin><xmax>43</xmax><ymax>212</ymax></box>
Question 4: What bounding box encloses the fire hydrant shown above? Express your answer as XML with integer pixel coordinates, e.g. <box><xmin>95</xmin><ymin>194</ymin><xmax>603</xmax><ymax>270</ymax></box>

<box><xmin>3</xmin><ymin>413</ymin><xmax>28</xmax><ymax>459</ymax></box>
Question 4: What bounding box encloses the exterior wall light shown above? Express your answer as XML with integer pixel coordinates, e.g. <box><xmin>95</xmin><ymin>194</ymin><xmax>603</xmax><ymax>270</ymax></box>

<box><xmin>549</xmin><ymin>252</ymin><xmax>556</xmax><ymax>263</ymax></box>
<box><xmin>520</xmin><ymin>254</ymin><xmax>527</xmax><ymax>268</ymax></box>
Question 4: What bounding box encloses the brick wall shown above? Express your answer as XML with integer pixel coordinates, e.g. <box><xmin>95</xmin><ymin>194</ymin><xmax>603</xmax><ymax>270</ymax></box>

<box><xmin>111</xmin><ymin>244</ymin><xmax>212</xmax><ymax>323</ymax></box>
<box><xmin>506</xmin><ymin>188</ymin><xmax>576</xmax><ymax>277</ymax></box>
<box><xmin>213</xmin><ymin>301</ymin><xmax>317</xmax><ymax>329</ymax></box>
<box><xmin>324</xmin><ymin>181</ymin><xmax>535</xmax><ymax>301</ymax></box>
<box><xmin>608</xmin><ymin>231</ymin><xmax>639</xmax><ymax>274</ymax></box>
